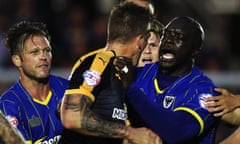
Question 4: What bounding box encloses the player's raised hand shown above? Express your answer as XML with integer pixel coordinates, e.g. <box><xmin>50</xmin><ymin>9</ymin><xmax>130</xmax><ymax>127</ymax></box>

<box><xmin>113</xmin><ymin>56</ymin><xmax>134</xmax><ymax>90</ymax></box>
<box><xmin>205</xmin><ymin>88</ymin><xmax>240</xmax><ymax>117</ymax></box>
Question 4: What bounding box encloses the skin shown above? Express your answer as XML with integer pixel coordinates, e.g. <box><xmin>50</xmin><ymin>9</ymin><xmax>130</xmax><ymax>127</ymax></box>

<box><xmin>127</xmin><ymin>17</ymin><xmax>217</xmax><ymax>143</ymax></box>
<box><xmin>159</xmin><ymin>18</ymin><xmax>200</xmax><ymax>76</ymax></box>
<box><xmin>61</xmin><ymin>35</ymin><xmax>162</xmax><ymax>144</ymax></box>
<box><xmin>12</xmin><ymin>35</ymin><xmax>52</xmax><ymax>101</ymax></box>
<box><xmin>220</xmin><ymin>127</ymin><xmax>240</xmax><ymax>144</ymax></box>
<box><xmin>0</xmin><ymin>112</ymin><xmax>25</xmax><ymax>144</ymax></box>
<box><xmin>205</xmin><ymin>88</ymin><xmax>240</xmax><ymax>118</ymax></box>
<box><xmin>137</xmin><ymin>32</ymin><xmax>160</xmax><ymax>67</ymax></box>
<box><xmin>205</xmin><ymin>88</ymin><xmax>240</xmax><ymax>143</ymax></box>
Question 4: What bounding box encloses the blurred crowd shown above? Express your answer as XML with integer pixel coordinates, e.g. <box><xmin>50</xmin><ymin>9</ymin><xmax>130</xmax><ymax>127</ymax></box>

<box><xmin>0</xmin><ymin>0</ymin><xmax>240</xmax><ymax>71</ymax></box>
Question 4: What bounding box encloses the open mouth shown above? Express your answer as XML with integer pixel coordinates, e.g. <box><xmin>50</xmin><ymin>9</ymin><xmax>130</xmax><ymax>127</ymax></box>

<box><xmin>160</xmin><ymin>49</ymin><xmax>175</xmax><ymax>61</ymax></box>
<box><xmin>163</xmin><ymin>53</ymin><xmax>174</xmax><ymax>60</ymax></box>
<box><xmin>142</xmin><ymin>58</ymin><xmax>152</xmax><ymax>63</ymax></box>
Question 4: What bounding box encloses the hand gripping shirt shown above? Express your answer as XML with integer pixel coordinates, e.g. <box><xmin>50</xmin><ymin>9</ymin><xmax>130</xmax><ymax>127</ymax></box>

<box><xmin>59</xmin><ymin>48</ymin><xmax>128</xmax><ymax>144</ymax></box>
<box><xmin>0</xmin><ymin>75</ymin><xmax>68</xmax><ymax>144</ymax></box>
<box><xmin>126</xmin><ymin>62</ymin><xmax>220</xmax><ymax>144</ymax></box>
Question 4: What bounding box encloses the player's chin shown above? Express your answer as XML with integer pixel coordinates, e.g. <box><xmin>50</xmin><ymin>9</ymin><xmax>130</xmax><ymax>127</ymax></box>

<box><xmin>159</xmin><ymin>60</ymin><xmax>176</xmax><ymax>69</ymax></box>
<box><xmin>37</xmin><ymin>71</ymin><xmax>50</xmax><ymax>79</ymax></box>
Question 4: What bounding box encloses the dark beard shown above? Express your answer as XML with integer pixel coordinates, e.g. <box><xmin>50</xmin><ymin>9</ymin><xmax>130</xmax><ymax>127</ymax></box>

<box><xmin>23</xmin><ymin>70</ymin><xmax>49</xmax><ymax>84</ymax></box>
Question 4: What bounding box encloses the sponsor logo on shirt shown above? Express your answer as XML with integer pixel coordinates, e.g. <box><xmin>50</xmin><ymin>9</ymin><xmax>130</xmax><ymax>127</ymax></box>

<box><xmin>83</xmin><ymin>70</ymin><xmax>101</xmax><ymax>86</ymax></box>
<box><xmin>112</xmin><ymin>108</ymin><xmax>128</xmax><ymax>121</ymax></box>
<box><xmin>28</xmin><ymin>116</ymin><xmax>41</xmax><ymax>127</ymax></box>
<box><xmin>39</xmin><ymin>135</ymin><xmax>61</xmax><ymax>144</ymax></box>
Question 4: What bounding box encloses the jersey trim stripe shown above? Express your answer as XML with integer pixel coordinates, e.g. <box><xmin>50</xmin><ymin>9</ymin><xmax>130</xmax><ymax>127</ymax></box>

<box><xmin>65</xmin><ymin>88</ymin><xmax>95</xmax><ymax>101</ymax></box>
<box><xmin>66</xmin><ymin>50</ymin><xmax>115</xmax><ymax>102</ymax></box>
<box><xmin>174</xmin><ymin>107</ymin><xmax>204</xmax><ymax>135</ymax></box>
<box><xmin>81</xmin><ymin>50</ymin><xmax>114</xmax><ymax>99</ymax></box>
<box><xmin>154</xmin><ymin>78</ymin><xmax>164</xmax><ymax>94</ymax></box>
<box><xmin>33</xmin><ymin>91</ymin><xmax>52</xmax><ymax>105</ymax></box>
<box><xmin>71</xmin><ymin>48</ymin><xmax>105</xmax><ymax>76</ymax></box>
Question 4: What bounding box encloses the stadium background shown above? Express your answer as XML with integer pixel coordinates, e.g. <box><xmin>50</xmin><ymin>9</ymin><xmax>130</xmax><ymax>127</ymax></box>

<box><xmin>0</xmin><ymin>0</ymin><xmax>240</xmax><ymax>142</ymax></box>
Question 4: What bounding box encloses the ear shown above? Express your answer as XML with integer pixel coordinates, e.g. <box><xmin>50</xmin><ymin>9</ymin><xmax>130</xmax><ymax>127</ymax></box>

<box><xmin>12</xmin><ymin>55</ymin><xmax>22</xmax><ymax>67</ymax></box>
<box><xmin>135</xmin><ymin>35</ymin><xmax>144</xmax><ymax>50</ymax></box>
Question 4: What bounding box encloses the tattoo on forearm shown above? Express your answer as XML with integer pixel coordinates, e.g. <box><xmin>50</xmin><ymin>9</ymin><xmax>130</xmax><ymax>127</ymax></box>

<box><xmin>64</xmin><ymin>94</ymin><xmax>88</xmax><ymax>112</ymax></box>
<box><xmin>80</xmin><ymin>97</ymin><xmax>127</xmax><ymax>138</ymax></box>
<box><xmin>82</xmin><ymin>110</ymin><xmax>127</xmax><ymax>138</ymax></box>
<box><xmin>63</xmin><ymin>94</ymin><xmax>127</xmax><ymax>138</ymax></box>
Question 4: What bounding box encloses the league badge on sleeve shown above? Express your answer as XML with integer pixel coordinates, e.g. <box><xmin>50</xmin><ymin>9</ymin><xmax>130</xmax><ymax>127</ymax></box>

<box><xmin>199</xmin><ymin>93</ymin><xmax>213</xmax><ymax>109</ymax></box>
<box><xmin>5</xmin><ymin>115</ymin><xmax>18</xmax><ymax>127</ymax></box>
<box><xmin>83</xmin><ymin>70</ymin><xmax>101</xmax><ymax>86</ymax></box>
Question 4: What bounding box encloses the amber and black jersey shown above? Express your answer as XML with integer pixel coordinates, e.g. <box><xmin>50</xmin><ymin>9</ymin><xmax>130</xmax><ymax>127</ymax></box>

<box><xmin>60</xmin><ymin>48</ymin><xmax>128</xmax><ymax>144</ymax></box>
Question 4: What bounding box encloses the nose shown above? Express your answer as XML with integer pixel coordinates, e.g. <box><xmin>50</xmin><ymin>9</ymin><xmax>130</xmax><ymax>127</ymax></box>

<box><xmin>144</xmin><ymin>45</ymin><xmax>151</xmax><ymax>54</ymax></box>
<box><xmin>162</xmin><ymin>31</ymin><xmax>174</xmax><ymax>43</ymax></box>
<box><xmin>40</xmin><ymin>51</ymin><xmax>47</xmax><ymax>58</ymax></box>
<box><xmin>40</xmin><ymin>50</ymin><xmax>50</xmax><ymax>60</ymax></box>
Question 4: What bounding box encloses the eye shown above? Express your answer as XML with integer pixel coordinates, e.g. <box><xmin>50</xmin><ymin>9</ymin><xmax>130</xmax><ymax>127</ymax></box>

<box><xmin>149</xmin><ymin>43</ymin><xmax>158</xmax><ymax>48</ymax></box>
<box><xmin>175</xmin><ymin>33</ymin><xmax>185</xmax><ymax>40</ymax></box>
<box><xmin>45</xmin><ymin>47</ymin><xmax>52</xmax><ymax>53</ymax></box>
<box><xmin>30</xmin><ymin>49</ymin><xmax>39</xmax><ymax>55</ymax></box>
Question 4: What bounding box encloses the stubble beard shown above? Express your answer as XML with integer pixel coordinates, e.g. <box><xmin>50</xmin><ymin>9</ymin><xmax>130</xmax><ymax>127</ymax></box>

<box><xmin>23</xmin><ymin>69</ymin><xmax>50</xmax><ymax>84</ymax></box>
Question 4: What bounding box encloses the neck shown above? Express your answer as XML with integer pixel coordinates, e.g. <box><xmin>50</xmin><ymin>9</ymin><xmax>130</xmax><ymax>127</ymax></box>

<box><xmin>106</xmin><ymin>42</ymin><xmax>132</xmax><ymax>57</ymax></box>
<box><xmin>20</xmin><ymin>76</ymin><xmax>50</xmax><ymax>101</ymax></box>
<box><xmin>159</xmin><ymin>63</ymin><xmax>193</xmax><ymax>77</ymax></box>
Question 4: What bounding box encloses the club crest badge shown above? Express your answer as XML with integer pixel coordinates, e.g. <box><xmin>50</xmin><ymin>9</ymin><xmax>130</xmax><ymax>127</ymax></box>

<box><xmin>163</xmin><ymin>96</ymin><xmax>176</xmax><ymax>109</ymax></box>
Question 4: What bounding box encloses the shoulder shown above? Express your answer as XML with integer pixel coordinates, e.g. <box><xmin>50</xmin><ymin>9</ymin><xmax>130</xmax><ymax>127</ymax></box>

<box><xmin>191</xmin><ymin>67</ymin><xmax>216</xmax><ymax>86</ymax></box>
<box><xmin>49</xmin><ymin>75</ymin><xmax>69</xmax><ymax>87</ymax></box>
<box><xmin>50</xmin><ymin>75</ymin><xmax>68</xmax><ymax>82</ymax></box>
<box><xmin>69</xmin><ymin>49</ymin><xmax>113</xmax><ymax>76</ymax></box>
<box><xmin>0</xmin><ymin>83</ymin><xmax>21</xmax><ymax>101</ymax></box>
<box><xmin>178</xmin><ymin>68</ymin><xmax>218</xmax><ymax>97</ymax></box>
<box><xmin>136</xmin><ymin>62</ymin><xmax>158</xmax><ymax>80</ymax></box>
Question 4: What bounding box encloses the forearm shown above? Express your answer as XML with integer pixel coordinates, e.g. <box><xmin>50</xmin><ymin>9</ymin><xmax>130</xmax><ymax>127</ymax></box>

<box><xmin>78</xmin><ymin>108</ymin><xmax>129</xmax><ymax>138</ymax></box>
<box><xmin>220</xmin><ymin>127</ymin><xmax>240</xmax><ymax>144</ymax></box>
<box><xmin>221</xmin><ymin>108</ymin><xmax>240</xmax><ymax>125</ymax></box>
<box><xmin>0</xmin><ymin>112</ymin><xmax>25</xmax><ymax>144</ymax></box>
<box><xmin>61</xmin><ymin>94</ymin><xmax>129</xmax><ymax>138</ymax></box>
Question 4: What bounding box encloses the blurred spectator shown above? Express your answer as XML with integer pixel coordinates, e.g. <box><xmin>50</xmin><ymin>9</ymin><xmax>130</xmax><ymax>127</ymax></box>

<box><xmin>88</xmin><ymin>14</ymin><xmax>108</xmax><ymax>51</ymax></box>
<box><xmin>0</xmin><ymin>0</ymin><xmax>239</xmax><ymax>71</ymax></box>
<box><xmin>0</xmin><ymin>11</ymin><xmax>11</xmax><ymax>67</ymax></box>
<box><xmin>196</xmin><ymin>46</ymin><xmax>227</xmax><ymax>72</ymax></box>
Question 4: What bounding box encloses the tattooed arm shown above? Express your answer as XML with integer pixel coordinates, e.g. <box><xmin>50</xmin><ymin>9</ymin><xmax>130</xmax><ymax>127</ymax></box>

<box><xmin>0</xmin><ymin>111</ymin><xmax>25</xmax><ymax>144</ymax></box>
<box><xmin>60</xmin><ymin>94</ymin><xmax>162</xmax><ymax>144</ymax></box>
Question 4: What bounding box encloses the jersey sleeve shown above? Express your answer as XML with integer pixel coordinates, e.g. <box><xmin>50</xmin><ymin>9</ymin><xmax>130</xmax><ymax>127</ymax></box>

<box><xmin>65</xmin><ymin>50</ymin><xmax>114</xmax><ymax>102</ymax></box>
<box><xmin>175</xmin><ymin>82</ymin><xmax>220</xmax><ymax>134</ymax></box>
<box><xmin>126</xmin><ymin>83</ymin><xmax>220</xmax><ymax>143</ymax></box>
